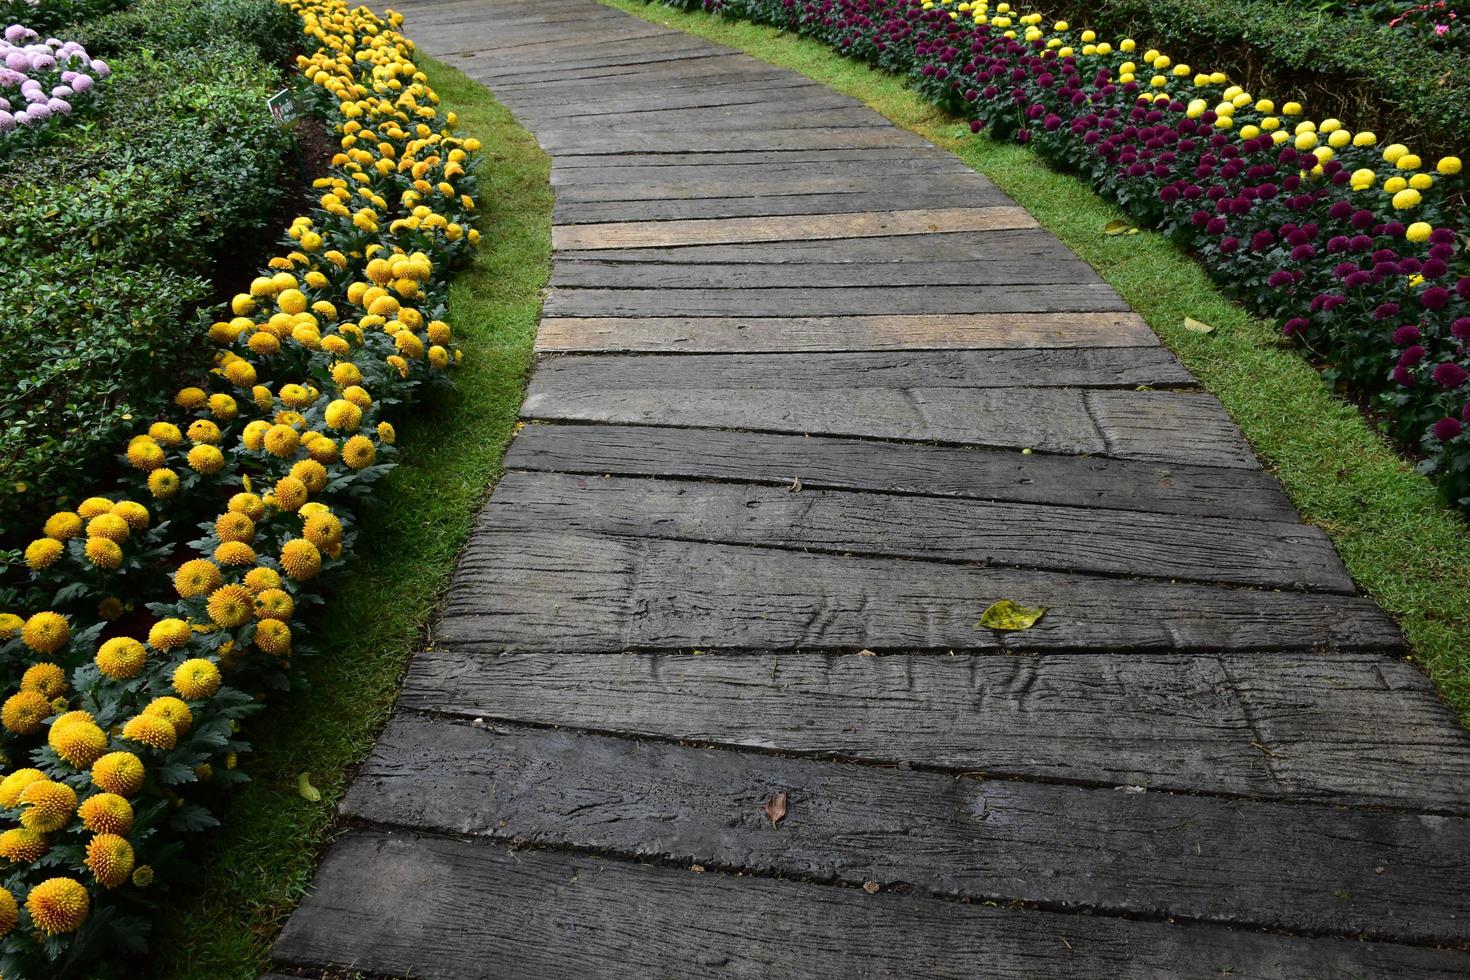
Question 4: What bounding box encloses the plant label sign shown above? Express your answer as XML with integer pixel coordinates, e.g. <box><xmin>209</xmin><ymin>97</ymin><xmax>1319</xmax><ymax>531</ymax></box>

<box><xmin>268</xmin><ymin>88</ymin><xmax>300</xmax><ymax>129</ymax></box>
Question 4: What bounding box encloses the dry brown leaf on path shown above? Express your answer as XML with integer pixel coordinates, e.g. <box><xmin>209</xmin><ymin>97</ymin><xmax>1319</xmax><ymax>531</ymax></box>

<box><xmin>765</xmin><ymin>791</ymin><xmax>789</xmax><ymax>828</ymax></box>
<box><xmin>862</xmin><ymin>881</ymin><xmax>880</xmax><ymax>894</ymax></box>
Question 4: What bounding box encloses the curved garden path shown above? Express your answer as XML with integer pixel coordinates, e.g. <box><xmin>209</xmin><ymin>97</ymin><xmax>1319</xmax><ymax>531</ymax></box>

<box><xmin>269</xmin><ymin>0</ymin><xmax>1470</xmax><ymax>975</ymax></box>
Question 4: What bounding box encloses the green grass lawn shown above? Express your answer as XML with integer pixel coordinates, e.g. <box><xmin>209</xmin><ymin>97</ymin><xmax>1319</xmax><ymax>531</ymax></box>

<box><xmin>598</xmin><ymin>0</ymin><xmax>1470</xmax><ymax>721</ymax></box>
<box><xmin>144</xmin><ymin>52</ymin><xmax>551</xmax><ymax>978</ymax></box>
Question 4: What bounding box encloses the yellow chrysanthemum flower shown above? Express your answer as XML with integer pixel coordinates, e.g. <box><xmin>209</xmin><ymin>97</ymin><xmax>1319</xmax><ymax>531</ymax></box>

<box><xmin>0</xmin><ymin>769</ymin><xmax>46</xmax><ymax>808</ymax></box>
<box><xmin>96</xmin><ymin>637</ymin><xmax>147</xmax><ymax>680</ymax></box>
<box><xmin>1</xmin><ymin>692</ymin><xmax>50</xmax><ymax>735</ymax></box>
<box><xmin>0</xmin><ymin>828</ymin><xmax>48</xmax><ymax>863</ymax></box>
<box><xmin>342</xmin><ymin>434</ymin><xmax>377</xmax><ymax>469</ymax></box>
<box><xmin>144</xmin><ymin>697</ymin><xmax>193</xmax><ymax>735</ymax></box>
<box><xmin>86</xmin><ymin>833</ymin><xmax>135</xmax><ymax>889</ymax></box>
<box><xmin>112</xmin><ymin>501</ymin><xmax>150</xmax><ymax>533</ymax></box>
<box><xmin>121</xmin><ymin>715</ymin><xmax>176</xmax><ymax>751</ymax></box>
<box><xmin>50</xmin><ymin>720</ymin><xmax>108</xmax><ymax>768</ymax></box>
<box><xmin>148</xmin><ymin>618</ymin><xmax>192</xmax><ymax>651</ymax></box>
<box><xmin>126</xmin><ymin>438</ymin><xmax>166</xmax><ymax>471</ymax></box>
<box><xmin>228</xmin><ymin>492</ymin><xmax>266</xmax><ymax>520</ymax></box>
<box><xmin>24</xmin><ymin>538</ymin><xmax>63</xmax><ymax>570</ymax></box>
<box><xmin>215</xmin><ymin>512</ymin><xmax>256</xmax><ymax>544</ymax></box>
<box><xmin>214</xmin><ymin>541</ymin><xmax>258</xmax><ymax>566</ymax></box>
<box><xmin>280</xmin><ymin>539</ymin><xmax>323</xmax><ymax>580</ymax></box>
<box><xmin>91</xmin><ymin>752</ymin><xmax>145</xmax><ymax>796</ymax></box>
<box><xmin>148</xmin><ymin>468</ymin><xmax>181</xmax><ymax>499</ymax></box>
<box><xmin>20</xmin><ymin>663</ymin><xmax>65</xmax><ymax>699</ymax></box>
<box><xmin>206</xmin><ymin>586</ymin><xmax>253</xmax><ymax>629</ymax></box>
<box><xmin>243</xmin><ymin>566</ymin><xmax>282</xmax><ymax>593</ymax></box>
<box><xmin>26</xmin><ymin>878</ymin><xmax>89</xmax><ymax>934</ymax></box>
<box><xmin>173</xmin><ymin>659</ymin><xmax>223</xmax><ymax>700</ymax></box>
<box><xmin>21</xmin><ymin>612</ymin><xmax>69</xmax><ymax>654</ymax></box>
<box><xmin>0</xmin><ymin>886</ymin><xmax>16</xmax><ymax>935</ymax></box>
<box><xmin>86</xmin><ymin>513</ymin><xmax>129</xmax><ymax>543</ymax></box>
<box><xmin>263</xmin><ymin>424</ymin><xmax>302</xmax><ymax>458</ymax></box>
<box><xmin>187</xmin><ymin>444</ymin><xmax>226</xmax><ymax>475</ymax></box>
<box><xmin>43</xmin><ymin>511</ymin><xmax>83</xmax><ymax>540</ymax></box>
<box><xmin>254</xmin><ymin>588</ymin><xmax>295</xmax><ymax>620</ymax></box>
<box><xmin>85</xmin><ymin>537</ymin><xmax>123</xmax><ymax>570</ymax></box>
<box><xmin>255</xmin><ymin>618</ymin><xmax>292</xmax><ymax>656</ymax></box>
<box><xmin>78</xmin><ymin>793</ymin><xmax>134</xmax><ymax>835</ymax></box>
<box><xmin>19</xmin><ymin>780</ymin><xmax>77</xmax><ymax>832</ymax></box>
<box><xmin>174</xmin><ymin>559</ymin><xmax>223</xmax><ymax>598</ymax></box>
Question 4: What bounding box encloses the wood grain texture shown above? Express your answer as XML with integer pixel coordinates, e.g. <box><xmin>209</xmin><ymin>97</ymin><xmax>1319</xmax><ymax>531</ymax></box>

<box><xmin>551</xmin><ymin>207</ymin><xmax>1037</xmax><ymax>249</ymax></box>
<box><xmin>502</xmin><ymin>423</ymin><xmax>1299</xmax><ymax>520</ymax></box>
<box><xmin>274</xmin><ymin>832</ymin><xmax>1470</xmax><ymax>980</ymax></box>
<box><xmin>347</xmin><ymin>715</ymin><xmax>1470</xmax><ymax>943</ymax></box>
<box><xmin>398</xmin><ymin>650</ymin><xmax>1470</xmax><ymax>811</ymax></box>
<box><xmin>435</xmin><ymin>529</ymin><xmax>1399</xmax><ymax>654</ymax></box>
<box><xmin>484</xmin><ymin>470</ymin><xmax>1354</xmax><ymax>590</ymax></box>
<box><xmin>535</xmin><ymin>312</ymin><xmax>1156</xmax><ymax>352</ymax></box>
<box><xmin>542</xmin><ymin>283</ymin><xmax>1130</xmax><ymax>315</ymax></box>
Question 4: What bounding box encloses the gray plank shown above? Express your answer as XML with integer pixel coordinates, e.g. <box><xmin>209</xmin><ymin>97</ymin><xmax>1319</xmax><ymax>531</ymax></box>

<box><xmin>399</xmin><ymin>650</ymin><xmax>1470</xmax><ymax>811</ymax></box>
<box><xmin>549</xmin><ymin>256</ymin><xmax>1098</xmax><ymax>288</ymax></box>
<box><xmin>535</xmin><ymin>312</ymin><xmax>1155</xmax><ymax>352</ymax></box>
<box><xmin>542</xmin><ymin>283</ymin><xmax>1129</xmax><ymax>314</ymax></box>
<box><xmin>436</xmin><ymin>529</ymin><xmax>1400</xmax><ymax>654</ymax></box>
<box><xmin>484</xmin><ymin>470</ymin><xmax>1354</xmax><ymax>591</ymax></box>
<box><xmin>523</xmin><ymin>383</ymin><xmax>1257</xmax><ymax>468</ymax></box>
<box><xmin>503</xmin><ymin>423</ymin><xmax>1301</xmax><ymax>520</ymax></box>
<box><xmin>535</xmin><ymin>126</ymin><xmax>927</xmax><ymax>155</ymax></box>
<box><xmin>546</xmin><ymin>146</ymin><xmax>969</xmax><ymax>169</ymax></box>
<box><xmin>553</xmin><ymin>190</ymin><xmax>1021</xmax><ymax>224</ymax></box>
<box><xmin>347</xmin><ymin>715</ymin><xmax>1470</xmax><ymax>943</ymax></box>
<box><xmin>274</xmin><ymin>832</ymin><xmax>1470</xmax><ymax>979</ymax></box>
<box><xmin>550</xmin><ymin>228</ymin><xmax>1065</xmax><ymax>261</ymax></box>
<box><xmin>528</xmin><ymin>348</ymin><xmax>1188</xmax><ymax>391</ymax></box>
<box><xmin>550</xmin><ymin>170</ymin><xmax>999</xmax><ymax>202</ymax></box>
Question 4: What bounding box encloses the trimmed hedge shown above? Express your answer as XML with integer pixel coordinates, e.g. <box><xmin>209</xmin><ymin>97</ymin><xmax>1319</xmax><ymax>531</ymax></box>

<box><xmin>0</xmin><ymin>0</ymin><xmax>297</xmax><ymax>542</ymax></box>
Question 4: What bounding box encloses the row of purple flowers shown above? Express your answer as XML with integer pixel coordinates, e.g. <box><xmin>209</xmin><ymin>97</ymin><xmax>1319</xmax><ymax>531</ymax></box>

<box><xmin>671</xmin><ymin>0</ymin><xmax>1470</xmax><ymax>508</ymax></box>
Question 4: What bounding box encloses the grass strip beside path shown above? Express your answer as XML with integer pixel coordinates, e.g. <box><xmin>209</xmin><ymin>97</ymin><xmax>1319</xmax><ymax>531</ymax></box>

<box><xmin>601</xmin><ymin>0</ymin><xmax>1470</xmax><ymax>723</ymax></box>
<box><xmin>146</xmin><ymin>52</ymin><xmax>551</xmax><ymax>978</ymax></box>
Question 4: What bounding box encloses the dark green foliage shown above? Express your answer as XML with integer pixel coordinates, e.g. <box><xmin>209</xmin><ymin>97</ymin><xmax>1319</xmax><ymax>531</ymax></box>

<box><xmin>0</xmin><ymin>2</ymin><xmax>295</xmax><ymax>540</ymax></box>
<box><xmin>77</xmin><ymin>0</ymin><xmax>300</xmax><ymax>64</ymax></box>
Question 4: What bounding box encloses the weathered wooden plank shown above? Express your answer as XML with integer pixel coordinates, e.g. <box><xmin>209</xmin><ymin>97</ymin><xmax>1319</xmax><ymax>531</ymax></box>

<box><xmin>346</xmin><ymin>715</ymin><xmax>1470</xmax><ymax>943</ymax></box>
<box><xmin>565</xmin><ymin>88</ymin><xmax>865</xmax><ymax>118</ymax></box>
<box><xmin>553</xmin><ymin>190</ymin><xmax>1021</xmax><ymax>224</ymax></box>
<box><xmin>503</xmin><ymin>423</ymin><xmax>1300</xmax><ymax>520</ymax></box>
<box><xmin>399</xmin><ymin>650</ymin><xmax>1470</xmax><ymax>811</ymax></box>
<box><xmin>551</xmin><ymin>159</ymin><xmax>977</xmax><ymax>190</ymax></box>
<box><xmin>529</xmin><ymin>348</ymin><xmax>1185</xmax><ymax>391</ymax></box>
<box><xmin>437</xmin><ymin>529</ymin><xmax>1399</xmax><ymax>654</ymax></box>
<box><xmin>547</xmin><ymin>146</ymin><xmax>964</xmax><ymax>169</ymax></box>
<box><xmin>543</xmin><ymin>283</ymin><xmax>1129</xmax><ymax>315</ymax></box>
<box><xmin>536</xmin><ymin>126</ymin><xmax>934</xmax><ymax>156</ymax></box>
<box><xmin>551</xmin><ymin>170</ymin><xmax>997</xmax><ymax>203</ymax></box>
<box><xmin>483</xmin><ymin>471</ymin><xmax>1354</xmax><ymax>591</ymax></box>
<box><xmin>535</xmin><ymin>106</ymin><xmax>885</xmax><ymax>136</ymax></box>
<box><xmin>468</xmin><ymin>48</ymin><xmax>752</xmax><ymax>84</ymax></box>
<box><xmin>523</xmin><ymin>381</ymin><xmax>1255</xmax><ymax>468</ymax></box>
<box><xmin>551</xmin><ymin>207</ymin><xmax>1037</xmax><ymax>249</ymax></box>
<box><xmin>274</xmin><ymin>832</ymin><xmax>1470</xmax><ymax>979</ymax></box>
<box><xmin>535</xmin><ymin>313</ymin><xmax>1152</xmax><ymax>352</ymax></box>
<box><xmin>547</xmin><ymin>257</ymin><xmax>1097</xmax><ymax>288</ymax></box>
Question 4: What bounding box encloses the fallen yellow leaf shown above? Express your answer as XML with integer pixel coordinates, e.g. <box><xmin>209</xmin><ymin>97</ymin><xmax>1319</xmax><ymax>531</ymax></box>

<box><xmin>978</xmin><ymin>599</ymin><xmax>1047</xmax><ymax>631</ymax></box>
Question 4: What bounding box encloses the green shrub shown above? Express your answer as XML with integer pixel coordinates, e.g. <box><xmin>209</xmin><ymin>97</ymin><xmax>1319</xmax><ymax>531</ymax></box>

<box><xmin>78</xmin><ymin>0</ymin><xmax>300</xmax><ymax>64</ymax></box>
<box><xmin>0</xmin><ymin>1</ymin><xmax>296</xmax><ymax>539</ymax></box>
<box><xmin>1072</xmin><ymin>0</ymin><xmax>1470</xmax><ymax>159</ymax></box>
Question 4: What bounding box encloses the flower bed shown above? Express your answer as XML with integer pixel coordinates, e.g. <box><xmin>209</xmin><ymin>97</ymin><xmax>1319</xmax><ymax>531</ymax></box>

<box><xmin>662</xmin><ymin>0</ymin><xmax>1470</xmax><ymax>508</ymax></box>
<box><xmin>0</xmin><ymin>0</ymin><xmax>480</xmax><ymax>970</ymax></box>
<box><xmin>0</xmin><ymin>24</ymin><xmax>108</xmax><ymax>139</ymax></box>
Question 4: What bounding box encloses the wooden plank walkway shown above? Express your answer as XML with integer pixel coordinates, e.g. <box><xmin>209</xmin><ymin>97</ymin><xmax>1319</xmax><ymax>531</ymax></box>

<box><xmin>271</xmin><ymin>0</ymin><xmax>1470</xmax><ymax>975</ymax></box>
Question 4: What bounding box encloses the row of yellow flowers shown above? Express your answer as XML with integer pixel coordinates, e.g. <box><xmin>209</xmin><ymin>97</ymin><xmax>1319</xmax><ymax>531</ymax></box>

<box><xmin>0</xmin><ymin>0</ymin><xmax>479</xmax><ymax>969</ymax></box>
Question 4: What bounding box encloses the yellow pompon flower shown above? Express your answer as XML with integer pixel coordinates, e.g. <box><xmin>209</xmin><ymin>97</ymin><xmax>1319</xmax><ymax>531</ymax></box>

<box><xmin>291</xmin><ymin>459</ymin><xmax>330</xmax><ymax>493</ymax></box>
<box><xmin>243</xmin><ymin>566</ymin><xmax>282</xmax><ymax>593</ymax></box>
<box><xmin>1439</xmin><ymin>156</ymin><xmax>1462</xmax><ymax>175</ymax></box>
<box><xmin>324</xmin><ymin>398</ymin><xmax>363</xmax><ymax>431</ymax></box>
<box><xmin>24</xmin><ymin>538</ymin><xmax>63</xmax><ymax>570</ymax></box>
<box><xmin>126</xmin><ymin>438</ymin><xmax>165</xmax><ymax>471</ymax></box>
<box><xmin>52</xmin><ymin>709</ymin><xmax>90</xmax><ymax>730</ymax></box>
<box><xmin>96</xmin><ymin>637</ymin><xmax>147</xmax><ymax>680</ymax></box>
<box><xmin>19</xmin><ymin>780</ymin><xmax>77</xmax><ymax>832</ymax></box>
<box><xmin>241</xmin><ymin>420</ymin><xmax>270</xmax><ymax>451</ymax></box>
<box><xmin>97</xmin><ymin>596</ymin><xmax>124</xmax><ymax>621</ymax></box>
<box><xmin>215</xmin><ymin>512</ymin><xmax>256</xmax><ymax>544</ymax></box>
<box><xmin>50</xmin><ymin>720</ymin><xmax>107</xmax><ymax>768</ymax></box>
<box><xmin>0</xmin><ymin>613</ymin><xmax>19</xmax><ymax>640</ymax></box>
<box><xmin>0</xmin><ymin>828</ymin><xmax>48</xmax><ymax>863</ymax></box>
<box><xmin>77</xmin><ymin>497</ymin><xmax>112</xmax><ymax>519</ymax></box>
<box><xmin>273</xmin><ymin>476</ymin><xmax>309</xmax><ymax>513</ymax></box>
<box><xmin>280</xmin><ymin>539</ymin><xmax>323</xmax><ymax>581</ymax></box>
<box><xmin>187</xmin><ymin>444</ymin><xmax>225</xmax><ymax>475</ymax></box>
<box><xmin>209</xmin><ymin>394</ymin><xmax>239</xmax><ymax>421</ymax></box>
<box><xmin>22</xmin><ymin>612</ymin><xmax>69</xmax><ymax>654</ymax></box>
<box><xmin>85</xmin><ymin>537</ymin><xmax>123</xmax><ymax>571</ymax></box>
<box><xmin>174</xmin><ymin>387</ymin><xmax>207</xmax><ymax>410</ymax></box>
<box><xmin>26</xmin><ymin>878</ymin><xmax>89</xmax><ymax>935</ymax></box>
<box><xmin>206</xmin><ymin>586</ymin><xmax>254</xmax><ymax>629</ymax></box>
<box><xmin>1</xmin><ymin>691</ymin><xmax>50</xmax><ymax>735</ymax></box>
<box><xmin>214</xmin><ymin>541</ymin><xmax>257</xmax><ymax>566</ymax></box>
<box><xmin>248</xmin><ymin>331</ymin><xmax>282</xmax><ymax>356</ymax></box>
<box><xmin>21</xmin><ymin>663</ymin><xmax>65</xmax><ymax>699</ymax></box>
<box><xmin>1396</xmin><ymin>153</ymin><xmax>1422</xmax><ymax>171</ymax></box>
<box><xmin>228</xmin><ymin>492</ymin><xmax>266</xmax><ymax>520</ymax></box>
<box><xmin>112</xmin><ymin>501</ymin><xmax>150</xmax><ymax>533</ymax></box>
<box><xmin>187</xmin><ymin>419</ymin><xmax>222</xmax><ymax>445</ymax></box>
<box><xmin>148</xmin><ymin>618</ymin><xmax>192</xmax><ymax>651</ymax></box>
<box><xmin>254</xmin><ymin>588</ymin><xmax>295</xmax><ymax>621</ymax></box>
<box><xmin>86</xmin><ymin>833</ymin><xmax>135</xmax><ymax>889</ymax></box>
<box><xmin>144</xmin><ymin>696</ymin><xmax>193</xmax><ymax>734</ymax></box>
<box><xmin>43</xmin><ymin>511</ymin><xmax>83</xmax><ymax>540</ymax></box>
<box><xmin>0</xmin><ymin>769</ymin><xmax>45</xmax><ymax>807</ymax></box>
<box><xmin>377</xmin><ymin>421</ymin><xmax>396</xmax><ymax>445</ymax></box>
<box><xmin>224</xmin><ymin>359</ymin><xmax>258</xmax><ymax>387</ymax></box>
<box><xmin>121</xmin><ymin>714</ymin><xmax>176</xmax><ymax>751</ymax></box>
<box><xmin>78</xmin><ymin>793</ymin><xmax>134</xmax><ymax>835</ymax></box>
<box><xmin>264</xmin><ymin>424</ymin><xmax>302</xmax><ymax>458</ymax></box>
<box><xmin>132</xmin><ymin>865</ymin><xmax>154</xmax><ymax>887</ymax></box>
<box><xmin>0</xmin><ymin>886</ymin><xmax>16</xmax><ymax>936</ymax></box>
<box><xmin>1392</xmin><ymin>188</ymin><xmax>1422</xmax><ymax>210</ymax></box>
<box><xmin>1410</xmin><ymin>173</ymin><xmax>1434</xmax><ymax>191</ymax></box>
<box><xmin>279</xmin><ymin>383</ymin><xmax>316</xmax><ymax>409</ymax></box>
<box><xmin>148</xmin><ymin>468</ymin><xmax>181</xmax><ymax>500</ymax></box>
<box><xmin>342</xmin><ymin>434</ymin><xmax>377</xmax><ymax>469</ymax></box>
<box><xmin>255</xmin><ymin>618</ymin><xmax>292</xmax><ymax>657</ymax></box>
<box><xmin>173</xmin><ymin>659</ymin><xmax>222</xmax><ymax>701</ymax></box>
<box><xmin>277</xmin><ymin>288</ymin><xmax>308</xmax><ymax>315</ymax></box>
<box><xmin>91</xmin><ymin>752</ymin><xmax>145</xmax><ymax>796</ymax></box>
<box><xmin>86</xmin><ymin>513</ymin><xmax>129</xmax><ymax>543</ymax></box>
<box><xmin>174</xmin><ymin>559</ymin><xmax>223</xmax><ymax>599</ymax></box>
